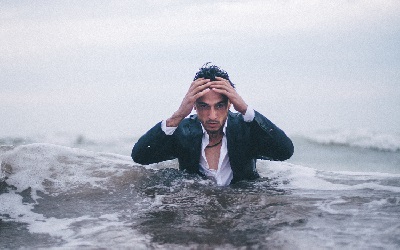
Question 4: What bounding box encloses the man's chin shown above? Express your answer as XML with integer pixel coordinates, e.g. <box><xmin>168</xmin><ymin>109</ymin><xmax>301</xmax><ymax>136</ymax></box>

<box><xmin>205</xmin><ymin>126</ymin><xmax>221</xmax><ymax>134</ymax></box>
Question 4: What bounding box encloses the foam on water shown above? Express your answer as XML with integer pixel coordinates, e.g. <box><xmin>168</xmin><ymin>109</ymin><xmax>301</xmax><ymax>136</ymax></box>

<box><xmin>0</xmin><ymin>191</ymin><xmax>151</xmax><ymax>248</ymax></box>
<box><xmin>0</xmin><ymin>144</ymin><xmax>154</xmax><ymax>248</ymax></box>
<box><xmin>1</xmin><ymin>143</ymin><xmax>400</xmax><ymax>249</ymax></box>
<box><xmin>258</xmin><ymin>161</ymin><xmax>400</xmax><ymax>192</ymax></box>
<box><xmin>0</xmin><ymin>132</ymin><xmax>136</xmax><ymax>156</ymax></box>
<box><xmin>2</xmin><ymin>143</ymin><xmax>399</xmax><ymax>204</ymax></box>
<box><xmin>1</xmin><ymin>143</ymin><xmax>133</xmax><ymax>199</ymax></box>
<box><xmin>256</xmin><ymin>161</ymin><xmax>400</xmax><ymax>250</ymax></box>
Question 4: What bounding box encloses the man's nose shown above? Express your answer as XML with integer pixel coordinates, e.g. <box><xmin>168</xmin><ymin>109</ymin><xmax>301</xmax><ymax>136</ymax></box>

<box><xmin>209</xmin><ymin>107</ymin><xmax>217</xmax><ymax>119</ymax></box>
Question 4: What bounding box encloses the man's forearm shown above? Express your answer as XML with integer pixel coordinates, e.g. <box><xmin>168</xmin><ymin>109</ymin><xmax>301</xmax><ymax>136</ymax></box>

<box><xmin>166</xmin><ymin>78</ymin><xmax>212</xmax><ymax>127</ymax></box>
<box><xmin>132</xmin><ymin>121</ymin><xmax>176</xmax><ymax>164</ymax></box>
<box><xmin>252</xmin><ymin>111</ymin><xmax>294</xmax><ymax>161</ymax></box>
<box><xmin>166</xmin><ymin>112</ymin><xmax>186</xmax><ymax>127</ymax></box>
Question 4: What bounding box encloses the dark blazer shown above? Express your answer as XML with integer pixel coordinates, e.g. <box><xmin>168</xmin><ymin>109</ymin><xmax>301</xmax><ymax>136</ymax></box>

<box><xmin>131</xmin><ymin>110</ymin><xmax>294</xmax><ymax>184</ymax></box>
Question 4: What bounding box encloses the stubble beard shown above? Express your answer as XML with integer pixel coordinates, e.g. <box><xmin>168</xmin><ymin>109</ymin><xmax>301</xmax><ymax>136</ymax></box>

<box><xmin>208</xmin><ymin>130</ymin><xmax>219</xmax><ymax>138</ymax></box>
<box><xmin>205</xmin><ymin>124</ymin><xmax>223</xmax><ymax>139</ymax></box>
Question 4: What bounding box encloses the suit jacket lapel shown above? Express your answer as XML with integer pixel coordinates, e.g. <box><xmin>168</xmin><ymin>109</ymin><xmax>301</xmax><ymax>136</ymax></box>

<box><xmin>187</xmin><ymin>115</ymin><xmax>203</xmax><ymax>173</ymax></box>
<box><xmin>226</xmin><ymin>112</ymin><xmax>239</xmax><ymax>172</ymax></box>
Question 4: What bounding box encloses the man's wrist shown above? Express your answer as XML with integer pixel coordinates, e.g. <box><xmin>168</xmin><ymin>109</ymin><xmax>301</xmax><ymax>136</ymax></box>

<box><xmin>238</xmin><ymin>105</ymin><xmax>248</xmax><ymax>115</ymax></box>
<box><xmin>243</xmin><ymin>106</ymin><xmax>255</xmax><ymax>122</ymax></box>
<box><xmin>161</xmin><ymin>120</ymin><xmax>177</xmax><ymax>135</ymax></box>
<box><xmin>234</xmin><ymin>98</ymin><xmax>248</xmax><ymax>115</ymax></box>
<box><xmin>166</xmin><ymin>113</ymin><xmax>185</xmax><ymax>127</ymax></box>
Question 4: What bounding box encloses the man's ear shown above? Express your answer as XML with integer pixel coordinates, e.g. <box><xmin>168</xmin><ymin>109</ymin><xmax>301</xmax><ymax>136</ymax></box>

<box><xmin>193</xmin><ymin>103</ymin><xmax>197</xmax><ymax>110</ymax></box>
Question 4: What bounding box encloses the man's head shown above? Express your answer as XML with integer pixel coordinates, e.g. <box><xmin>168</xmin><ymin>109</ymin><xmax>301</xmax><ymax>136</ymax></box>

<box><xmin>193</xmin><ymin>63</ymin><xmax>232</xmax><ymax>135</ymax></box>
<box><xmin>194</xmin><ymin>90</ymin><xmax>230</xmax><ymax>135</ymax></box>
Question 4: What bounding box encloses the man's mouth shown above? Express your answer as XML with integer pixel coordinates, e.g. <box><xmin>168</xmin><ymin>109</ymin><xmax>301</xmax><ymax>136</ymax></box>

<box><xmin>206</xmin><ymin>121</ymin><xmax>219</xmax><ymax>125</ymax></box>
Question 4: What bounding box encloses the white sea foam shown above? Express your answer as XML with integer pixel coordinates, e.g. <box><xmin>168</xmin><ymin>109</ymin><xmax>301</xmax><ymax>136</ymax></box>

<box><xmin>2</xmin><ymin>143</ymin><xmax>399</xmax><ymax>196</ymax></box>
<box><xmin>0</xmin><ymin>144</ymin><xmax>152</xmax><ymax>248</ymax></box>
<box><xmin>0</xmin><ymin>192</ymin><xmax>41</xmax><ymax>221</ymax></box>
<box><xmin>303</xmin><ymin>129</ymin><xmax>400</xmax><ymax>152</ymax></box>
<box><xmin>259</xmin><ymin>161</ymin><xmax>400</xmax><ymax>193</ymax></box>
<box><xmin>367</xmin><ymin>197</ymin><xmax>400</xmax><ymax>210</ymax></box>
<box><xmin>0</xmin><ymin>132</ymin><xmax>136</xmax><ymax>156</ymax></box>
<box><xmin>0</xmin><ymin>191</ymin><xmax>74</xmax><ymax>239</ymax></box>
<box><xmin>0</xmin><ymin>191</ymin><xmax>151</xmax><ymax>248</ymax></box>
<box><xmin>0</xmin><ymin>143</ymin><xmax>134</xmax><ymax>199</ymax></box>
<box><xmin>259</xmin><ymin>161</ymin><xmax>349</xmax><ymax>190</ymax></box>
<box><xmin>1</xmin><ymin>143</ymin><xmax>399</xmax><ymax>249</ymax></box>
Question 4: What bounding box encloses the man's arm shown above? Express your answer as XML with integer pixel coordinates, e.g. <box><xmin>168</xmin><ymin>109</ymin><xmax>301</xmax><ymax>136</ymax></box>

<box><xmin>166</xmin><ymin>78</ymin><xmax>212</xmax><ymax>127</ymax></box>
<box><xmin>251</xmin><ymin>111</ymin><xmax>294</xmax><ymax>161</ymax></box>
<box><xmin>210</xmin><ymin>77</ymin><xmax>248</xmax><ymax>115</ymax></box>
<box><xmin>210</xmin><ymin>77</ymin><xmax>293</xmax><ymax>161</ymax></box>
<box><xmin>131</xmin><ymin>122</ymin><xmax>177</xmax><ymax>165</ymax></box>
<box><xmin>132</xmin><ymin>78</ymin><xmax>213</xmax><ymax>164</ymax></box>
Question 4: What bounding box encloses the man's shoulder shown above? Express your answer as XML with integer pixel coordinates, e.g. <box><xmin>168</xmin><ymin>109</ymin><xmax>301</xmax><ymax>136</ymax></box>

<box><xmin>228</xmin><ymin>110</ymin><xmax>242</xmax><ymax>117</ymax></box>
<box><xmin>179</xmin><ymin>114</ymin><xmax>199</xmax><ymax>125</ymax></box>
<box><xmin>228</xmin><ymin>110</ymin><xmax>246</xmax><ymax>123</ymax></box>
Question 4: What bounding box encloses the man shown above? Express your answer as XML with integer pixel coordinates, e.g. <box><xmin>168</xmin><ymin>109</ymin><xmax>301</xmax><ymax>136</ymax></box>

<box><xmin>131</xmin><ymin>64</ymin><xmax>294</xmax><ymax>186</ymax></box>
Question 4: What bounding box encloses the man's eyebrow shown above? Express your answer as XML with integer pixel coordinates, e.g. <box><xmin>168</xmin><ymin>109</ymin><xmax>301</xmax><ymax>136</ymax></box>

<box><xmin>196</xmin><ymin>100</ymin><xmax>227</xmax><ymax>106</ymax></box>
<box><xmin>196</xmin><ymin>101</ymin><xmax>209</xmax><ymax>105</ymax></box>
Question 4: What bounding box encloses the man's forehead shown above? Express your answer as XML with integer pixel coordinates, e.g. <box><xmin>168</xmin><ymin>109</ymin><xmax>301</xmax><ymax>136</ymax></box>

<box><xmin>196</xmin><ymin>94</ymin><xmax>228</xmax><ymax>105</ymax></box>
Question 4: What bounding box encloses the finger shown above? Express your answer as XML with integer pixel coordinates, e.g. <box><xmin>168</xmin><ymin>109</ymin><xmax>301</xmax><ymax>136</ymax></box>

<box><xmin>214</xmin><ymin>77</ymin><xmax>227</xmax><ymax>80</ymax></box>
<box><xmin>193</xmin><ymin>87</ymin><xmax>211</xmax><ymax>99</ymax></box>
<box><xmin>211</xmin><ymin>86</ymin><xmax>232</xmax><ymax>96</ymax></box>
<box><xmin>214</xmin><ymin>77</ymin><xmax>231</xmax><ymax>85</ymax></box>
<box><xmin>209</xmin><ymin>82</ymin><xmax>234</xmax><ymax>93</ymax></box>
<box><xmin>210</xmin><ymin>79</ymin><xmax>232</xmax><ymax>87</ymax></box>
<box><xmin>188</xmin><ymin>78</ymin><xmax>211</xmax><ymax>92</ymax></box>
<box><xmin>210</xmin><ymin>81</ymin><xmax>231</xmax><ymax>88</ymax></box>
<box><xmin>193</xmin><ymin>78</ymin><xmax>210</xmax><ymax>86</ymax></box>
<box><xmin>211</xmin><ymin>83</ymin><xmax>239</xmax><ymax>99</ymax></box>
<box><xmin>190</xmin><ymin>81</ymin><xmax>213</xmax><ymax>95</ymax></box>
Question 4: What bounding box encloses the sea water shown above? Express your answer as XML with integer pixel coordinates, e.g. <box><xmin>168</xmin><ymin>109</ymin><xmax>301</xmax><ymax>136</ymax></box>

<box><xmin>1</xmin><ymin>129</ymin><xmax>400</xmax><ymax>249</ymax></box>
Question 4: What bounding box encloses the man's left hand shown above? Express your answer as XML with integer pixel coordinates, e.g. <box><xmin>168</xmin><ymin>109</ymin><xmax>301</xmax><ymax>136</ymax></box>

<box><xmin>210</xmin><ymin>77</ymin><xmax>248</xmax><ymax>115</ymax></box>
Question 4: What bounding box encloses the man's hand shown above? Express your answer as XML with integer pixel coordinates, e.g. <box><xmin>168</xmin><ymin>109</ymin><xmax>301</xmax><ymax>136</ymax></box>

<box><xmin>166</xmin><ymin>78</ymin><xmax>212</xmax><ymax>127</ymax></box>
<box><xmin>210</xmin><ymin>77</ymin><xmax>248</xmax><ymax>115</ymax></box>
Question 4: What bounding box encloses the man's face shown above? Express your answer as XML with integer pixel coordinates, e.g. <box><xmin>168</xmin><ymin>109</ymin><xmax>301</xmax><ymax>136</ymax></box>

<box><xmin>194</xmin><ymin>90</ymin><xmax>231</xmax><ymax>134</ymax></box>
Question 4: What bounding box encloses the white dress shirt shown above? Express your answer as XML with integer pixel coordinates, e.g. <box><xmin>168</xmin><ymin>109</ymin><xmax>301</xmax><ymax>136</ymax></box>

<box><xmin>161</xmin><ymin>108</ymin><xmax>255</xmax><ymax>186</ymax></box>
<box><xmin>198</xmin><ymin>121</ymin><xmax>232</xmax><ymax>186</ymax></box>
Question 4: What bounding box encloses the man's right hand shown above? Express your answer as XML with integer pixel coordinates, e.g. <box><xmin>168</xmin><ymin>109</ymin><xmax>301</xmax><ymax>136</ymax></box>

<box><xmin>166</xmin><ymin>78</ymin><xmax>212</xmax><ymax>127</ymax></box>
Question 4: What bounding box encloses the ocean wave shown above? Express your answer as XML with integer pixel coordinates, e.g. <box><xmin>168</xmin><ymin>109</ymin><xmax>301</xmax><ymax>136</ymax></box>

<box><xmin>2</xmin><ymin>143</ymin><xmax>400</xmax><ymax>199</ymax></box>
<box><xmin>301</xmin><ymin>129</ymin><xmax>400</xmax><ymax>152</ymax></box>
<box><xmin>258</xmin><ymin>161</ymin><xmax>400</xmax><ymax>193</ymax></box>
<box><xmin>0</xmin><ymin>143</ymin><xmax>135</xmax><ymax>200</ymax></box>
<box><xmin>0</xmin><ymin>191</ymin><xmax>152</xmax><ymax>248</ymax></box>
<box><xmin>1</xmin><ymin>143</ymin><xmax>400</xmax><ymax>249</ymax></box>
<box><xmin>0</xmin><ymin>132</ymin><xmax>136</xmax><ymax>156</ymax></box>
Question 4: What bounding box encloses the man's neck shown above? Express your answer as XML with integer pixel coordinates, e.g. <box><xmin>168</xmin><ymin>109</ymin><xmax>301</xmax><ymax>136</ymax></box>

<box><xmin>207</xmin><ymin>130</ymin><xmax>223</xmax><ymax>142</ymax></box>
<box><xmin>200</xmin><ymin>118</ymin><xmax>228</xmax><ymax>142</ymax></box>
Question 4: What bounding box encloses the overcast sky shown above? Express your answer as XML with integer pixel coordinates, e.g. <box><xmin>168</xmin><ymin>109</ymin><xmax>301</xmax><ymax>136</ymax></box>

<box><xmin>1</xmin><ymin>0</ymin><xmax>400</xmax><ymax>138</ymax></box>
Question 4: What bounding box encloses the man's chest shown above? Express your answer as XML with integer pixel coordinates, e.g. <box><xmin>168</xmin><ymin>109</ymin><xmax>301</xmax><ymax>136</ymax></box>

<box><xmin>204</xmin><ymin>145</ymin><xmax>221</xmax><ymax>170</ymax></box>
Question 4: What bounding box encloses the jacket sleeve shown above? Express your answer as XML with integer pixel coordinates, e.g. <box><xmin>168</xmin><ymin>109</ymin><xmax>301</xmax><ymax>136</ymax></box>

<box><xmin>251</xmin><ymin>111</ymin><xmax>294</xmax><ymax>161</ymax></box>
<box><xmin>131</xmin><ymin>122</ymin><xmax>177</xmax><ymax>165</ymax></box>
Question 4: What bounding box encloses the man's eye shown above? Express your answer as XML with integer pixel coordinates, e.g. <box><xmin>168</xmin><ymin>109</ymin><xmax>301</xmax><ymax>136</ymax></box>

<box><xmin>216</xmin><ymin>103</ymin><xmax>225</xmax><ymax>109</ymax></box>
<box><xmin>198</xmin><ymin>104</ymin><xmax>209</xmax><ymax>109</ymax></box>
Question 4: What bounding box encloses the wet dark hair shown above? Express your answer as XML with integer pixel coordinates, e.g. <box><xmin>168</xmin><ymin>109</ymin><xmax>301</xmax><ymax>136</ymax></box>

<box><xmin>193</xmin><ymin>62</ymin><xmax>235</xmax><ymax>88</ymax></box>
